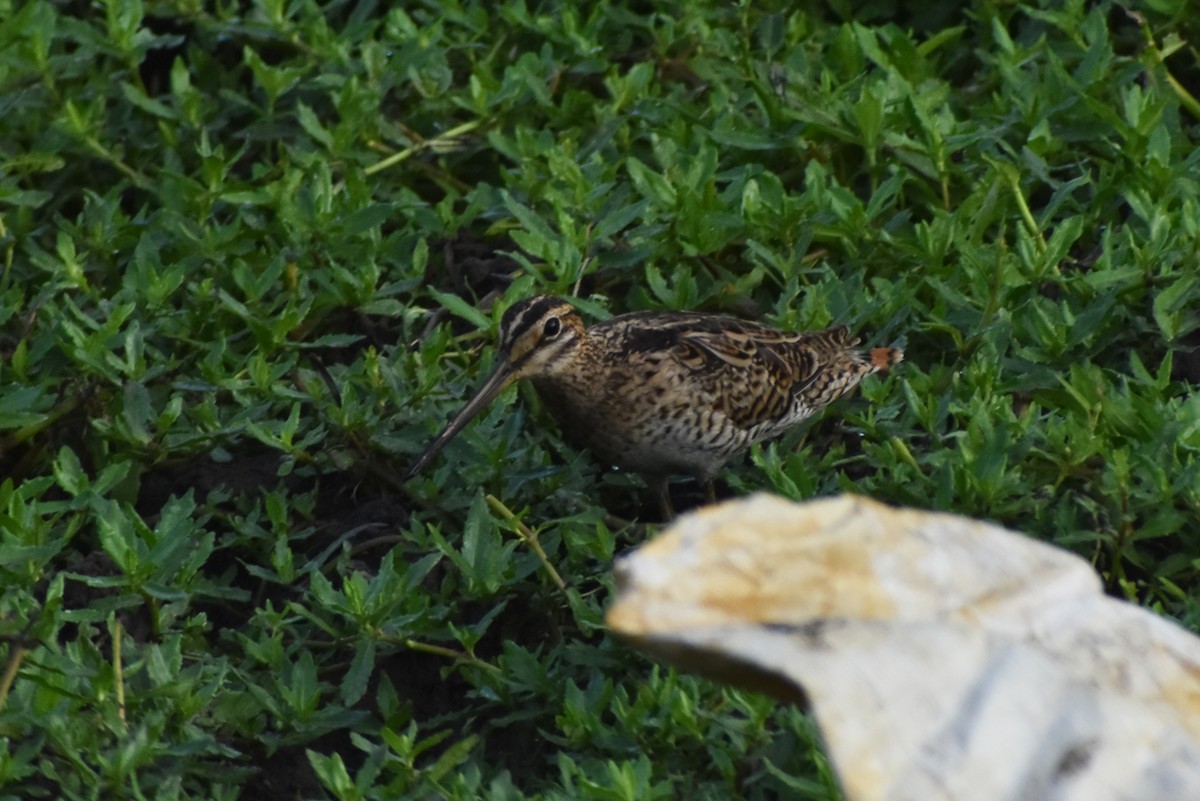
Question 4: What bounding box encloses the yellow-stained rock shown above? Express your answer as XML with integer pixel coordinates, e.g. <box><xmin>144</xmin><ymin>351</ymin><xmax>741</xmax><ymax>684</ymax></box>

<box><xmin>607</xmin><ymin>494</ymin><xmax>1200</xmax><ymax>801</ymax></box>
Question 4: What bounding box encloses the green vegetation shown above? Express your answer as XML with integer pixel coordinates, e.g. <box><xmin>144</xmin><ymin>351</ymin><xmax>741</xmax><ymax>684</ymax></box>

<box><xmin>2</xmin><ymin>0</ymin><xmax>1198</xmax><ymax>797</ymax></box>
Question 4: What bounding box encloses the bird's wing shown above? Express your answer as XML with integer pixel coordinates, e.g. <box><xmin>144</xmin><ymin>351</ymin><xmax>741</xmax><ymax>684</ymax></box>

<box><xmin>671</xmin><ymin>317</ymin><xmax>855</xmax><ymax>430</ymax></box>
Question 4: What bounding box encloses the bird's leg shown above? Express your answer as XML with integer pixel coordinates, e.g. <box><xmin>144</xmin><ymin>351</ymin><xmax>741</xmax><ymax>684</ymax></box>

<box><xmin>645</xmin><ymin>475</ymin><xmax>674</xmax><ymax>522</ymax></box>
<box><xmin>701</xmin><ymin>478</ymin><xmax>717</xmax><ymax>506</ymax></box>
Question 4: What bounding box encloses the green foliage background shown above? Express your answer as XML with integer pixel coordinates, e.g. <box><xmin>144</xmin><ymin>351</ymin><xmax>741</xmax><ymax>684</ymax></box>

<box><xmin>1</xmin><ymin>0</ymin><xmax>1198</xmax><ymax>798</ymax></box>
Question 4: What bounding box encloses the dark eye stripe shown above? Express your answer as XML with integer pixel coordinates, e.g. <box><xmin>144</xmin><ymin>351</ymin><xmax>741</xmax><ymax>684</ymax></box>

<box><xmin>504</xmin><ymin>323</ymin><xmax>576</xmax><ymax>373</ymax></box>
<box><xmin>501</xmin><ymin>296</ymin><xmax>568</xmax><ymax>349</ymax></box>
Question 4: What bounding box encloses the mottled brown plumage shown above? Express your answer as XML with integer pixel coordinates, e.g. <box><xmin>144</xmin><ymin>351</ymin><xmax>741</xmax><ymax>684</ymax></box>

<box><xmin>406</xmin><ymin>296</ymin><xmax>902</xmax><ymax>515</ymax></box>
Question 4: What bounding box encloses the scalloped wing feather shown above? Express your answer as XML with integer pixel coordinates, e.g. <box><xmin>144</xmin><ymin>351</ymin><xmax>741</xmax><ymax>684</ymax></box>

<box><xmin>672</xmin><ymin>319</ymin><xmax>854</xmax><ymax>430</ymax></box>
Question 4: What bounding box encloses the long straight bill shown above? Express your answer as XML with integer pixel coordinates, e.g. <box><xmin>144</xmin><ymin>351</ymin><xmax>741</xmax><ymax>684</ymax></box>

<box><xmin>403</xmin><ymin>361</ymin><xmax>516</xmax><ymax>480</ymax></box>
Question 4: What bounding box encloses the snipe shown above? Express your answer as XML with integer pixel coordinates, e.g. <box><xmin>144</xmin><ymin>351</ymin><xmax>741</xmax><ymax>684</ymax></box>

<box><xmin>405</xmin><ymin>296</ymin><xmax>903</xmax><ymax>517</ymax></box>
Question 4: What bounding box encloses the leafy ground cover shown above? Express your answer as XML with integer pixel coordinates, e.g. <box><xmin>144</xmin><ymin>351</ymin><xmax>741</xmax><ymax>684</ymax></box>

<box><xmin>1</xmin><ymin>0</ymin><xmax>1198</xmax><ymax>798</ymax></box>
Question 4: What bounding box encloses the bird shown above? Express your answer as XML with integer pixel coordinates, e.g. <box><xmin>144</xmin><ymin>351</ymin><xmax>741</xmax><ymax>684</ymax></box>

<box><xmin>405</xmin><ymin>295</ymin><xmax>903</xmax><ymax>518</ymax></box>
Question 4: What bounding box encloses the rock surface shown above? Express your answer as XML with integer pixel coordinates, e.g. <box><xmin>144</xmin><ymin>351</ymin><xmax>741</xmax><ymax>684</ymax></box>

<box><xmin>607</xmin><ymin>494</ymin><xmax>1200</xmax><ymax>801</ymax></box>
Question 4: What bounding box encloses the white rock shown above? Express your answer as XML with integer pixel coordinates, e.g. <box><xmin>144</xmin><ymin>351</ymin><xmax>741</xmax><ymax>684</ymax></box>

<box><xmin>606</xmin><ymin>494</ymin><xmax>1200</xmax><ymax>801</ymax></box>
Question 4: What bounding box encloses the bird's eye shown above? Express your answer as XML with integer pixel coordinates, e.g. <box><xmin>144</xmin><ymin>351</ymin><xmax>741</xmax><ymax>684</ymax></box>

<box><xmin>543</xmin><ymin>317</ymin><xmax>562</xmax><ymax>338</ymax></box>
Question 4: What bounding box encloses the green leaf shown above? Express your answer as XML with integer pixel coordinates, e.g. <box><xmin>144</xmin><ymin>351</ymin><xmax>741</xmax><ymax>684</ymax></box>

<box><xmin>594</xmin><ymin>199</ymin><xmax>649</xmax><ymax>241</ymax></box>
<box><xmin>0</xmin><ymin>541</ymin><xmax>67</xmax><ymax>570</ymax></box>
<box><xmin>626</xmin><ymin>157</ymin><xmax>677</xmax><ymax>206</ymax></box>
<box><xmin>502</xmin><ymin>191</ymin><xmax>559</xmax><ymax>244</ymax></box>
<box><xmin>459</xmin><ymin>492</ymin><xmax>513</xmax><ymax>594</ymax></box>
<box><xmin>337</xmin><ymin>203</ymin><xmax>391</xmax><ymax>236</ymax></box>
<box><xmin>341</xmin><ymin>639</ymin><xmax>375</xmax><ymax>706</ymax></box>
<box><xmin>308</xmin><ymin>570</ymin><xmax>345</xmax><ymax>612</ymax></box>
<box><xmin>306</xmin><ymin>751</ymin><xmax>356</xmax><ymax>796</ymax></box>
<box><xmin>296</xmin><ymin>102</ymin><xmax>333</xmax><ymax>149</ymax></box>
<box><xmin>53</xmin><ymin>446</ymin><xmax>88</xmax><ymax>496</ymax></box>
<box><xmin>285</xmin><ymin>651</ymin><xmax>321</xmax><ymax>718</ymax></box>
<box><xmin>1153</xmin><ymin>272</ymin><xmax>1198</xmax><ymax>340</ymax></box>
<box><xmin>427</xmin><ymin>287</ymin><xmax>493</xmax><ymax>330</ymax></box>
<box><xmin>95</xmin><ymin>499</ymin><xmax>140</xmax><ymax>576</ymax></box>
<box><xmin>0</xmin><ymin>386</ymin><xmax>50</xmax><ymax>429</ymax></box>
<box><xmin>0</xmin><ymin>187</ymin><xmax>53</xmax><ymax>208</ymax></box>
<box><xmin>219</xmin><ymin>189</ymin><xmax>272</xmax><ymax>205</ymax></box>
<box><xmin>854</xmin><ymin>85</ymin><xmax>884</xmax><ymax>151</ymax></box>
<box><xmin>122</xmin><ymin>381</ymin><xmax>153</xmax><ymax>444</ymax></box>
<box><xmin>424</xmin><ymin>734</ymin><xmax>479</xmax><ymax>784</ymax></box>
<box><xmin>120</xmin><ymin>81</ymin><xmax>177</xmax><ymax>120</ymax></box>
<box><xmin>92</xmin><ymin>461</ymin><xmax>133</xmax><ymax>496</ymax></box>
